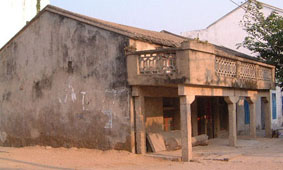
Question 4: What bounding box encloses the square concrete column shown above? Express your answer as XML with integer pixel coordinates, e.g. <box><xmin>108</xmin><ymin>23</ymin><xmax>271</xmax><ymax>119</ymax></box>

<box><xmin>134</xmin><ymin>95</ymin><xmax>146</xmax><ymax>154</ymax></box>
<box><xmin>224</xmin><ymin>96</ymin><xmax>239</xmax><ymax>147</ymax></box>
<box><xmin>247</xmin><ymin>97</ymin><xmax>257</xmax><ymax>138</ymax></box>
<box><xmin>130</xmin><ymin>97</ymin><xmax>136</xmax><ymax>153</ymax></box>
<box><xmin>262</xmin><ymin>97</ymin><xmax>272</xmax><ymax>137</ymax></box>
<box><xmin>213</xmin><ymin>98</ymin><xmax>220</xmax><ymax>138</ymax></box>
<box><xmin>180</xmin><ymin>95</ymin><xmax>195</xmax><ymax>162</ymax></box>
<box><xmin>191</xmin><ymin>101</ymin><xmax>198</xmax><ymax>137</ymax></box>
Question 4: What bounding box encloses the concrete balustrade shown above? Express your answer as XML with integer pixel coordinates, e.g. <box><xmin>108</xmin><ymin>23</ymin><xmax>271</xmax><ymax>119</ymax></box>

<box><xmin>127</xmin><ymin>40</ymin><xmax>275</xmax><ymax>90</ymax></box>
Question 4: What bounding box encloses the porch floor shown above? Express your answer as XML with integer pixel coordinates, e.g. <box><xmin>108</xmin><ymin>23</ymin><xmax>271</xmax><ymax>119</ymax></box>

<box><xmin>146</xmin><ymin>135</ymin><xmax>275</xmax><ymax>161</ymax></box>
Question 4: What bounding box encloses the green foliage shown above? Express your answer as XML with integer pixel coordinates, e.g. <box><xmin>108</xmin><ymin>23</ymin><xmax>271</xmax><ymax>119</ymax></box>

<box><xmin>240</xmin><ymin>0</ymin><xmax>283</xmax><ymax>87</ymax></box>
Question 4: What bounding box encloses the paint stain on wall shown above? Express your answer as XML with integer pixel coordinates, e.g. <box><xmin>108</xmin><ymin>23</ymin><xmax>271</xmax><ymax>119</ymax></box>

<box><xmin>103</xmin><ymin>110</ymin><xmax>112</xmax><ymax>129</ymax></box>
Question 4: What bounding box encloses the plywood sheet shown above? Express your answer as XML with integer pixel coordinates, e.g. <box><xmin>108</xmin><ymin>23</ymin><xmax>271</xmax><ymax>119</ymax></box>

<box><xmin>147</xmin><ymin>133</ymin><xmax>166</xmax><ymax>152</ymax></box>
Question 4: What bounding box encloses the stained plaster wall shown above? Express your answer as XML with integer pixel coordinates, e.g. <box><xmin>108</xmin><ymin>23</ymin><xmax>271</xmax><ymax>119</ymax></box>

<box><xmin>129</xmin><ymin>39</ymin><xmax>161</xmax><ymax>51</ymax></box>
<box><xmin>0</xmin><ymin>11</ymin><xmax>132</xmax><ymax>150</ymax></box>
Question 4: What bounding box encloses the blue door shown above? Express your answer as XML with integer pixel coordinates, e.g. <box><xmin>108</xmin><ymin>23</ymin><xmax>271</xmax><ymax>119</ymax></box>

<box><xmin>244</xmin><ymin>99</ymin><xmax>250</xmax><ymax>124</ymax></box>
<box><xmin>272</xmin><ymin>93</ymin><xmax>277</xmax><ymax>119</ymax></box>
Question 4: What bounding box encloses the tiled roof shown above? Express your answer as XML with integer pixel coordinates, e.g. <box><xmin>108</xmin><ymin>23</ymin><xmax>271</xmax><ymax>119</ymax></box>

<box><xmin>45</xmin><ymin>5</ymin><xmax>185</xmax><ymax>47</ymax></box>
<box><xmin>0</xmin><ymin>4</ymin><xmax>269</xmax><ymax>65</ymax></box>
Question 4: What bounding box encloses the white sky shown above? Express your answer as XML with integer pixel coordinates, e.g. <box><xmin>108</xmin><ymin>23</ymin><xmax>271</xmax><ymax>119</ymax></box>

<box><xmin>50</xmin><ymin>0</ymin><xmax>283</xmax><ymax>34</ymax></box>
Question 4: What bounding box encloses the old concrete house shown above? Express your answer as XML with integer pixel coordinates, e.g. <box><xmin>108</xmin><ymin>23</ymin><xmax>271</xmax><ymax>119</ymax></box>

<box><xmin>181</xmin><ymin>1</ymin><xmax>283</xmax><ymax>133</ymax></box>
<box><xmin>0</xmin><ymin>5</ymin><xmax>276</xmax><ymax>161</ymax></box>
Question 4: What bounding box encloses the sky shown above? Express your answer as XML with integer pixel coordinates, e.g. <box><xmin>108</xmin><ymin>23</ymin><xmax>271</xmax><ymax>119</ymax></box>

<box><xmin>50</xmin><ymin>0</ymin><xmax>283</xmax><ymax>35</ymax></box>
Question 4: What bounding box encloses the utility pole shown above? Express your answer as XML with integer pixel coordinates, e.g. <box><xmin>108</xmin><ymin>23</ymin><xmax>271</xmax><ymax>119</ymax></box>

<box><xmin>36</xmin><ymin>0</ymin><xmax>41</xmax><ymax>14</ymax></box>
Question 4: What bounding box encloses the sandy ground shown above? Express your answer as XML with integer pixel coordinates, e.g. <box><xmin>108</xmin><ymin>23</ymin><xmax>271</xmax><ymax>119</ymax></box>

<box><xmin>0</xmin><ymin>137</ymin><xmax>283</xmax><ymax>170</ymax></box>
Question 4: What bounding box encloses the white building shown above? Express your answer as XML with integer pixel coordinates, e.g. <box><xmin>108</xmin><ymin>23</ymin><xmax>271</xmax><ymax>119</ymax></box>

<box><xmin>0</xmin><ymin>0</ymin><xmax>50</xmax><ymax>49</ymax></box>
<box><xmin>181</xmin><ymin>1</ymin><xmax>283</xmax><ymax>56</ymax></box>
<box><xmin>182</xmin><ymin>1</ymin><xmax>283</xmax><ymax>131</ymax></box>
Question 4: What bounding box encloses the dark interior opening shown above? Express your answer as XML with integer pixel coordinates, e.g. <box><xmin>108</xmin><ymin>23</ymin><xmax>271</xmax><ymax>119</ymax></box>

<box><xmin>67</xmin><ymin>61</ymin><xmax>73</xmax><ymax>73</ymax></box>
<box><xmin>196</xmin><ymin>96</ymin><xmax>228</xmax><ymax>139</ymax></box>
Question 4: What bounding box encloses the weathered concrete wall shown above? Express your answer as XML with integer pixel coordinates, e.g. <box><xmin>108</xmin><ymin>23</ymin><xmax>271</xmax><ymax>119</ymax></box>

<box><xmin>180</xmin><ymin>41</ymin><xmax>275</xmax><ymax>90</ymax></box>
<box><xmin>129</xmin><ymin>39</ymin><xmax>161</xmax><ymax>51</ymax></box>
<box><xmin>0</xmin><ymin>11</ymin><xmax>131</xmax><ymax>150</ymax></box>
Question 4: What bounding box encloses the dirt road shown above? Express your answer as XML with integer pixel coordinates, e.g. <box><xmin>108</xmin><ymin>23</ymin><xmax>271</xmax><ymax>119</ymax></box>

<box><xmin>0</xmin><ymin>137</ymin><xmax>282</xmax><ymax>170</ymax></box>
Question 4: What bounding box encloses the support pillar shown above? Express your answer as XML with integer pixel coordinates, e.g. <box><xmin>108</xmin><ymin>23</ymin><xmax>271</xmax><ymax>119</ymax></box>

<box><xmin>130</xmin><ymin>96</ymin><xmax>136</xmax><ymax>153</ymax></box>
<box><xmin>191</xmin><ymin>101</ymin><xmax>198</xmax><ymax>137</ymax></box>
<box><xmin>262</xmin><ymin>97</ymin><xmax>272</xmax><ymax>137</ymax></box>
<box><xmin>224</xmin><ymin>96</ymin><xmax>239</xmax><ymax>147</ymax></box>
<box><xmin>213</xmin><ymin>98</ymin><xmax>220</xmax><ymax>138</ymax></box>
<box><xmin>180</xmin><ymin>95</ymin><xmax>195</xmax><ymax>162</ymax></box>
<box><xmin>133</xmin><ymin>87</ymin><xmax>146</xmax><ymax>154</ymax></box>
<box><xmin>247</xmin><ymin>97</ymin><xmax>257</xmax><ymax>138</ymax></box>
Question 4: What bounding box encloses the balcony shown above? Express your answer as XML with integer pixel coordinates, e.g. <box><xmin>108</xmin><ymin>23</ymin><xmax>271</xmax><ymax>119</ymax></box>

<box><xmin>139</xmin><ymin>52</ymin><xmax>176</xmax><ymax>75</ymax></box>
<box><xmin>126</xmin><ymin>40</ymin><xmax>275</xmax><ymax>90</ymax></box>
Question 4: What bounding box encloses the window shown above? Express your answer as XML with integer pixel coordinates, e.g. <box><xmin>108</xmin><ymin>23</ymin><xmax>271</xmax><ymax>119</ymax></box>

<box><xmin>272</xmin><ymin>93</ymin><xmax>277</xmax><ymax>119</ymax></box>
<box><xmin>67</xmin><ymin>61</ymin><xmax>73</xmax><ymax>73</ymax></box>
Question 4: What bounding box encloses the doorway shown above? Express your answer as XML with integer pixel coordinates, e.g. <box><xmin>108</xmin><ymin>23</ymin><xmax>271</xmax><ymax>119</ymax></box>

<box><xmin>196</xmin><ymin>96</ymin><xmax>228</xmax><ymax>139</ymax></box>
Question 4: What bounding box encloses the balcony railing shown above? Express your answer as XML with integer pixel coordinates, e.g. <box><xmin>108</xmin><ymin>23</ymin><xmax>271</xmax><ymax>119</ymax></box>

<box><xmin>127</xmin><ymin>42</ymin><xmax>274</xmax><ymax>90</ymax></box>
<box><xmin>138</xmin><ymin>52</ymin><xmax>176</xmax><ymax>75</ymax></box>
<box><xmin>215</xmin><ymin>56</ymin><xmax>272</xmax><ymax>81</ymax></box>
<box><xmin>215</xmin><ymin>57</ymin><xmax>237</xmax><ymax>78</ymax></box>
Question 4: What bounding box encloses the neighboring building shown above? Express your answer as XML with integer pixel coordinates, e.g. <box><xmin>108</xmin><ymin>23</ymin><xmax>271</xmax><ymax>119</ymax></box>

<box><xmin>0</xmin><ymin>5</ymin><xmax>276</xmax><ymax>162</ymax></box>
<box><xmin>181</xmin><ymin>1</ymin><xmax>283</xmax><ymax>131</ymax></box>
<box><xmin>181</xmin><ymin>1</ymin><xmax>283</xmax><ymax>56</ymax></box>
<box><xmin>0</xmin><ymin>0</ymin><xmax>50</xmax><ymax>48</ymax></box>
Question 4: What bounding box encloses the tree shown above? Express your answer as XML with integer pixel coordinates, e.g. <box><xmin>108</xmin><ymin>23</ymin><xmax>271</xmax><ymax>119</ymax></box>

<box><xmin>239</xmin><ymin>0</ymin><xmax>283</xmax><ymax>87</ymax></box>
